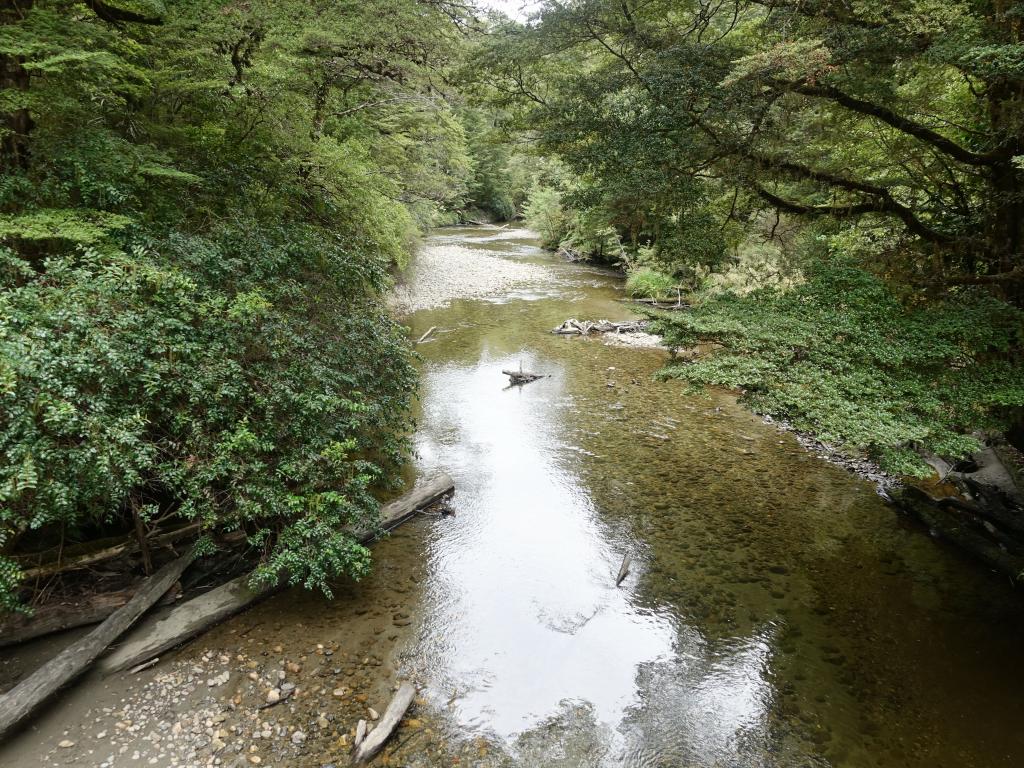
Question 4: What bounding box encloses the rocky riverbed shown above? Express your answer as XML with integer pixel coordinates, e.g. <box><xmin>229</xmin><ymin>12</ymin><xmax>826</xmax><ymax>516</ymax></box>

<box><xmin>390</xmin><ymin>231</ymin><xmax>555</xmax><ymax>313</ymax></box>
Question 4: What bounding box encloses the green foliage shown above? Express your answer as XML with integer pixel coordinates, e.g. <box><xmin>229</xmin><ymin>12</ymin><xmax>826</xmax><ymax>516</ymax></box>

<box><xmin>652</xmin><ymin>261</ymin><xmax>1024</xmax><ymax>474</ymax></box>
<box><xmin>625</xmin><ymin>267</ymin><xmax>677</xmax><ymax>301</ymax></box>
<box><xmin>0</xmin><ymin>0</ymin><xmax>473</xmax><ymax>608</ymax></box>
<box><xmin>523</xmin><ymin>185</ymin><xmax>567</xmax><ymax>248</ymax></box>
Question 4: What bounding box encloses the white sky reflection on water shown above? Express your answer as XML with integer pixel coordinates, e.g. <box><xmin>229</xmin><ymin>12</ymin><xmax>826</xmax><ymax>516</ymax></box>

<box><xmin>406</xmin><ymin>346</ymin><xmax>774</xmax><ymax>759</ymax></box>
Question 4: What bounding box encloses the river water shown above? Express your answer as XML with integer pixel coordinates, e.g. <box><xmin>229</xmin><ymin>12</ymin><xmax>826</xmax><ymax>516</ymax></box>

<box><xmin>382</xmin><ymin>226</ymin><xmax>1024</xmax><ymax>766</ymax></box>
<box><xmin>3</xmin><ymin>225</ymin><xmax>1023</xmax><ymax>767</ymax></box>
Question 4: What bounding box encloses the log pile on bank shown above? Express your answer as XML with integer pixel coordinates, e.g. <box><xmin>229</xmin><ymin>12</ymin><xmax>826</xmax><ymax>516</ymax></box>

<box><xmin>552</xmin><ymin>318</ymin><xmax>651</xmax><ymax>336</ymax></box>
<box><xmin>102</xmin><ymin>473</ymin><xmax>455</xmax><ymax>674</ymax></box>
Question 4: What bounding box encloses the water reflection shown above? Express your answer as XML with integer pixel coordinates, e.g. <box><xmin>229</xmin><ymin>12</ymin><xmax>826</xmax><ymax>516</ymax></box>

<box><xmin>410</xmin><ymin>352</ymin><xmax>679</xmax><ymax>738</ymax></box>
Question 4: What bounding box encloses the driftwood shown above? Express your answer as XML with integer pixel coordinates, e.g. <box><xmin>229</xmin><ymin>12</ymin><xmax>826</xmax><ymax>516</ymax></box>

<box><xmin>353</xmin><ymin>682</ymin><xmax>416</xmax><ymax>764</ymax></box>
<box><xmin>615</xmin><ymin>554</ymin><xmax>632</xmax><ymax>587</ymax></box>
<box><xmin>0</xmin><ymin>582</ymin><xmax>182</xmax><ymax>649</ymax></box>
<box><xmin>416</xmin><ymin>326</ymin><xmax>437</xmax><ymax>344</ymax></box>
<box><xmin>101</xmin><ymin>473</ymin><xmax>455</xmax><ymax>674</ymax></box>
<box><xmin>0</xmin><ymin>551</ymin><xmax>194</xmax><ymax>739</ymax></box>
<box><xmin>502</xmin><ymin>369</ymin><xmax>545</xmax><ymax>386</ymax></box>
<box><xmin>556</xmin><ymin>246</ymin><xmax>586</xmax><ymax>263</ymax></box>
<box><xmin>552</xmin><ymin>318</ymin><xmax>650</xmax><ymax>336</ymax></box>
<box><xmin>354</xmin><ymin>718</ymin><xmax>367</xmax><ymax>749</ymax></box>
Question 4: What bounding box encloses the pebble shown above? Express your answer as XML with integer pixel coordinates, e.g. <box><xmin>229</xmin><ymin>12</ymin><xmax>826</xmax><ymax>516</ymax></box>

<box><xmin>265</xmin><ymin>689</ymin><xmax>280</xmax><ymax>705</ymax></box>
<box><xmin>58</xmin><ymin>739</ymin><xmax>75</xmax><ymax>748</ymax></box>
<box><xmin>291</xmin><ymin>730</ymin><xmax>306</xmax><ymax>745</ymax></box>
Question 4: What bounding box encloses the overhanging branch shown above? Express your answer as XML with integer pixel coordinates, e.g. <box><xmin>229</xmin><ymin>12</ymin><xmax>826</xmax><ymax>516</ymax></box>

<box><xmin>769</xmin><ymin>79</ymin><xmax>1009</xmax><ymax>167</ymax></box>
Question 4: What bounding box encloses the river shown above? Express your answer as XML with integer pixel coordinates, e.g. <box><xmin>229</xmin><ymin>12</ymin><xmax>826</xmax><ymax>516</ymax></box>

<box><xmin>2</xmin><ymin>225</ymin><xmax>1023</xmax><ymax>767</ymax></box>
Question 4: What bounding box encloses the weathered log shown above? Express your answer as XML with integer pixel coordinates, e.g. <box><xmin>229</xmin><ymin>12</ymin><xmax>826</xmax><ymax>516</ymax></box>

<box><xmin>615</xmin><ymin>554</ymin><xmax>632</xmax><ymax>587</ymax></box>
<box><xmin>353</xmin><ymin>682</ymin><xmax>416</xmax><ymax>764</ymax></box>
<box><xmin>354</xmin><ymin>718</ymin><xmax>367</xmax><ymax>750</ymax></box>
<box><xmin>0</xmin><ymin>582</ymin><xmax>182</xmax><ymax>648</ymax></box>
<box><xmin>376</xmin><ymin>472</ymin><xmax>455</xmax><ymax>535</ymax></box>
<box><xmin>552</xmin><ymin>318</ymin><xmax>651</xmax><ymax>336</ymax></box>
<box><xmin>0</xmin><ymin>591</ymin><xmax>134</xmax><ymax>649</ymax></box>
<box><xmin>0</xmin><ymin>551</ymin><xmax>194</xmax><ymax>738</ymax></box>
<box><xmin>416</xmin><ymin>326</ymin><xmax>437</xmax><ymax>344</ymax></box>
<box><xmin>100</xmin><ymin>473</ymin><xmax>455</xmax><ymax>674</ymax></box>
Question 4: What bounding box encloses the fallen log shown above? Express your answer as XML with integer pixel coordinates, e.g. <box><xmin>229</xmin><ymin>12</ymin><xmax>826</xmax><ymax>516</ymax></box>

<box><xmin>100</xmin><ymin>473</ymin><xmax>455</xmax><ymax>674</ymax></box>
<box><xmin>0</xmin><ymin>551</ymin><xmax>194</xmax><ymax>739</ymax></box>
<box><xmin>0</xmin><ymin>582</ymin><xmax>182</xmax><ymax>649</ymax></box>
<box><xmin>615</xmin><ymin>554</ymin><xmax>632</xmax><ymax>587</ymax></box>
<box><xmin>0</xmin><ymin>590</ymin><xmax>134</xmax><ymax>649</ymax></box>
<box><xmin>552</xmin><ymin>318</ymin><xmax>651</xmax><ymax>336</ymax></box>
<box><xmin>17</xmin><ymin>523</ymin><xmax>201</xmax><ymax>581</ymax></box>
<box><xmin>353</xmin><ymin>681</ymin><xmax>416</xmax><ymax>764</ymax></box>
<box><xmin>416</xmin><ymin>326</ymin><xmax>437</xmax><ymax>345</ymax></box>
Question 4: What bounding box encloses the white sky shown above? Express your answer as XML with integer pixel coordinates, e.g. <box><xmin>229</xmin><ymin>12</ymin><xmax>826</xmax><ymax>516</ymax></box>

<box><xmin>477</xmin><ymin>0</ymin><xmax>545</xmax><ymax>21</ymax></box>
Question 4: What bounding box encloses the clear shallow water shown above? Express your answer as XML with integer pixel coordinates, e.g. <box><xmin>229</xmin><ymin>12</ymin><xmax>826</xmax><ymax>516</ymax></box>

<box><xmin>388</xmin><ymin>226</ymin><xmax>1024</xmax><ymax>767</ymax></box>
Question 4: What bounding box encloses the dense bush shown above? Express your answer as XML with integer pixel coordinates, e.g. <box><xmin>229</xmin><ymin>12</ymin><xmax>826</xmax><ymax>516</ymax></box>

<box><xmin>0</xmin><ymin>0</ymin><xmax>472</xmax><ymax>608</ymax></box>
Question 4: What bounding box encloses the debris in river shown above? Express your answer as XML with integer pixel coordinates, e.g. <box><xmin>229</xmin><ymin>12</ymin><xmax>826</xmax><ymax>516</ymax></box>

<box><xmin>101</xmin><ymin>473</ymin><xmax>455</xmax><ymax>674</ymax></box>
<box><xmin>502</xmin><ymin>362</ymin><xmax>546</xmax><ymax>386</ymax></box>
<box><xmin>416</xmin><ymin>326</ymin><xmax>437</xmax><ymax>344</ymax></box>
<box><xmin>615</xmin><ymin>553</ymin><xmax>632</xmax><ymax>586</ymax></box>
<box><xmin>352</xmin><ymin>681</ymin><xmax>416</xmax><ymax>764</ymax></box>
<box><xmin>552</xmin><ymin>318</ymin><xmax>651</xmax><ymax>335</ymax></box>
<box><xmin>0</xmin><ymin>552</ymin><xmax>195</xmax><ymax>739</ymax></box>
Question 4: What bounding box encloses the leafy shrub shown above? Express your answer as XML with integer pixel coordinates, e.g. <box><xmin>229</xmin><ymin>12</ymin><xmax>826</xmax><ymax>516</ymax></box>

<box><xmin>523</xmin><ymin>185</ymin><xmax>568</xmax><ymax>248</ymax></box>
<box><xmin>625</xmin><ymin>267</ymin><xmax>678</xmax><ymax>301</ymax></box>
<box><xmin>0</xmin><ymin>0</ymin><xmax>470</xmax><ymax>608</ymax></box>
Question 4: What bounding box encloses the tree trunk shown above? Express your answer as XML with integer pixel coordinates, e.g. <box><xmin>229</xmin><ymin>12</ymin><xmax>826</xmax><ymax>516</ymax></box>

<box><xmin>0</xmin><ymin>1</ymin><xmax>34</xmax><ymax>171</ymax></box>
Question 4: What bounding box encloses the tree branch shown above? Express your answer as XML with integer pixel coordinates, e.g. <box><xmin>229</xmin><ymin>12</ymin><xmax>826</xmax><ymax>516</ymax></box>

<box><xmin>769</xmin><ymin>79</ymin><xmax>1009</xmax><ymax>166</ymax></box>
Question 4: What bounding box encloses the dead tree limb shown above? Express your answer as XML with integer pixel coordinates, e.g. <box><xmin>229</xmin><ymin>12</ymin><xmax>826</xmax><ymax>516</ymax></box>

<box><xmin>616</xmin><ymin>554</ymin><xmax>632</xmax><ymax>586</ymax></box>
<box><xmin>353</xmin><ymin>682</ymin><xmax>416</xmax><ymax>764</ymax></box>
